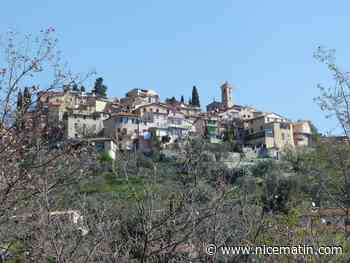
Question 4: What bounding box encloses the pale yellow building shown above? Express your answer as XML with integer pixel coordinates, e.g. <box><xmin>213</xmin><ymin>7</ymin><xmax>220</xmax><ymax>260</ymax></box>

<box><xmin>244</xmin><ymin>113</ymin><xmax>294</xmax><ymax>150</ymax></box>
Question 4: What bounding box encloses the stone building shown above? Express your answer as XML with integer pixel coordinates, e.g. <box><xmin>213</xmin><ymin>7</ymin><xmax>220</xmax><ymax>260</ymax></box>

<box><xmin>293</xmin><ymin>121</ymin><xmax>313</xmax><ymax>147</ymax></box>
<box><xmin>207</xmin><ymin>81</ymin><xmax>234</xmax><ymax>112</ymax></box>
<box><xmin>88</xmin><ymin>137</ymin><xmax>118</xmax><ymax>160</ymax></box>
<box><xmin>243</xmin><ymin>113</ymin><xmax>294</xmax><ymax>155</ymax></box>
<box><xmin>64</xmin><ymin>110</ymin><xmax>109</xmax><ymax>139</ymax></box>
<box><xmin>38</xmin><ymin>89</ymin><xmax>108</xmax><ymax>116</ymax></box>
<box><xmin>119</xmin><ymin>88</ymin><xmax>160</xmax><ymax>110</ymax></box>
<box><xmin>104</xmin><ymin>112</ymin><xmax>145</xmax><ymax>150</ymax></box>
<box><xmin>193</xmin><ymin>113</ymin><xmax>220</xmax><ymax>143</ymax></box>
<box><xmin>37</xmin><ymin>89</ymin><xmax>110</xmax><ymax>139</ymax></box>
<box><xmin>221</xmin><ymin>81</ymin><xmax>233</xmax><ymax>109</ymax></box>
<box><xmin>30</xmin><ymin>81</ymin><xmax>316</xmax><ymax>152</ymax></box>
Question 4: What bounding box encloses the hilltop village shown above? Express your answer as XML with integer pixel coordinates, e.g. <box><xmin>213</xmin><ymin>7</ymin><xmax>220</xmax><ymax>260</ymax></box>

<box><xmin>20</xmin><ymin>79</ymin><xmax>313</xmax><ymax>159</ymax></box>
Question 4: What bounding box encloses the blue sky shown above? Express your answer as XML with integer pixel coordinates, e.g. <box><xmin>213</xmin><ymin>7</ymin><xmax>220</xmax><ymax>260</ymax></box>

<box><xmin>1</xmin><ymin>1</ymin><xmax>350</xmax><ymax>133</ymax></box>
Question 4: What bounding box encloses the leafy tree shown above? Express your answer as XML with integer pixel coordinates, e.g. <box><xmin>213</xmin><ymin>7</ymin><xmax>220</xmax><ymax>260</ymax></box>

<box><xmin>165</xmin><ymin>96</ymin><xmax>177</xmax><ymax>104</ymax></box>
<box><xmin>223</xmin><ymin>126</ymin><xmax>235</xmax><ymax>142</ymax></box>
<box><xmin>93</xmin><ymin>77</ymin><xmax>108</xmax><ymax>97</ymax></box>
<box><xmin>276</xmin><ymin>47</ymin><xmax>350</xmax><ymax>241</ymax></box>
<box><xmin>261</xmin><ymin>174</ymin><xmax>293</xmax><ymax>214</ymax></box>
<box><xmin>72</xmin><ymin>83</ymin><xmax>79</xmax><ymax>91</ymax></box>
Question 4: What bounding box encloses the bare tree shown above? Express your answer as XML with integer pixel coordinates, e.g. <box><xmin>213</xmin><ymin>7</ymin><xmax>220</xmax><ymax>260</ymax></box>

<box><xmin>0</xmin><ymin>29</ymin><xmax>96</xmax><ymax>261</ymax></box>
<box><xmin>314</xmin><ymin>47</ymin><xmax>350</xmax><ymax>138</ymax></box>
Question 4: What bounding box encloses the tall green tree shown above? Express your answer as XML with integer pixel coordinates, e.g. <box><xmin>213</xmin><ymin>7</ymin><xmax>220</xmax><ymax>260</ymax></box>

<box><xmin>93</xmin><ymin>77</ymin><xmax>108</xmax><ymax>97</ymax></box>
<box><xmin>191</xmin><ymin>86</ymin><xmax>200</xmax><ymax>107</ymax></box>
<box><xmin>23</xmin><ymin>86</ymin><xmax>32</xmax><ymax>110</ymax></box>
<box><xmin>166</xmin><ymin>96</ymin><xmax>177</xmax><ymax>104</ymax></box>
<box><xmin>16</xmin><ymin>90</ymin><xmax>23</xmax><ymax>110</ymax></box>
<box><xmin>72</xmin><ymin>83</ymin><xmax>79</xmax><ymax>91</ymax></box>
<box><xmin>15</xmin><ymin>90</ymin><xmax>24</xmax><ymax>129</ymax></box>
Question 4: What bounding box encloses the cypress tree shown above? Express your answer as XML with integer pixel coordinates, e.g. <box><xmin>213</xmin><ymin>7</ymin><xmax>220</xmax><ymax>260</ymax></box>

<box><xmin>180</xmin><ymin>95</ymin><xmax>184</xmax><ymax>104</ymax></box>
<box><xmin>16</xmin><ymin>90</ymin><xmax>24</xmax><ymax>129</ymax></box>
<box><xmin>17</xmin><ymin>90</ymin><xmax>23</xmax><ymax>110</ymax></box>
<box><xmin>191</xmin><ymin>86</ymin><xmax>200</xmax><ymax>107</ymax></box>
<box><xmin>23</xmin><ymin>87</ymin><xmax>32</xmax><ymax>109</ymax></box>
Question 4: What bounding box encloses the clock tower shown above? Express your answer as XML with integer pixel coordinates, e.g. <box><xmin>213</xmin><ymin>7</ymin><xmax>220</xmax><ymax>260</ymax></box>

<box><xmin>221</xmin><ymin>81</ymin><xmax>233</xmax><ymax>109</ymax></box>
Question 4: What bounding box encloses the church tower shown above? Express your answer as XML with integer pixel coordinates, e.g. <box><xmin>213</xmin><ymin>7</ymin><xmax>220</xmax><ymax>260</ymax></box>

<box><xmin>221</xmin><ymin>81</ymin><xmax>233</xmax><ymax>109</ymax></box>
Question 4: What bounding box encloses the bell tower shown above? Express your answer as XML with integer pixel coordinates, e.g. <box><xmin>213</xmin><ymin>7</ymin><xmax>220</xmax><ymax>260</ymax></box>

<box><xmin>221</xmin><ymin>81</ymin><xmax>233</xmax><ymax>109</ymax></box>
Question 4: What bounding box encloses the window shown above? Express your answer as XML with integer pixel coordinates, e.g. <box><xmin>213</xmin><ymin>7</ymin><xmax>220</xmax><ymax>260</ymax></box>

<box><xmin>143</xmin><ymin>108</ymin><xmax>147</xmax><ymax>112</ymax></box>
<box><xmin>156</xmin><ymin>109</ymin><xmax>159</xmax><ymax>113</ymax></box>
<box><xmin>150</xmin><ymin>108</ymin><xmax>153</xmax><ymax>112</ymax></box>
<box><xmin>95</xmin><ymin>142</ymin><xmax>104</xmax><ymax>152</ymax></box>
<box><xmin>260</xmin><ymin>126</ymin><xmax>263</xmax><ymax>131</ymax></box>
